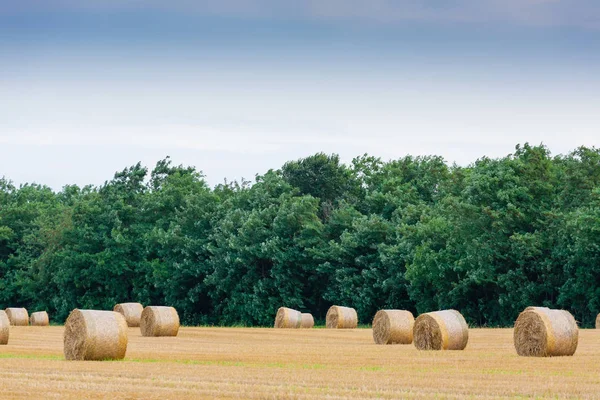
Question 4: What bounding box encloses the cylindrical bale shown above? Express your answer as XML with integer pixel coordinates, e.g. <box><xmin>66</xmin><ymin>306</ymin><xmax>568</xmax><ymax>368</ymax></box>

<box><xmin>301</xmin><ymin>313</ymin><xmax>314</xmax><ymax>329</ymax></box>
<box><xmin>5</xmin><ymin>308</ymin><xmax>29</xmax><ymax>326</ymax></box>
<box><xmin>0</xmin><ymin>310</ymin><xmax>9</xmax><ymax>345</ymax></box>
<box><xmin>514</xmin><ymin>306</ymin><xmax>578</xmax><ymax>357</ymax></box>
<box><xmin>30</xmin><ymin>311</ymin><xmax>49</xmax><ymax>326</ymax></box>
<box><xmin>274</xmin><ymin>307</ymin><xmax>302</xmax><ymax>329</ymax></box>
<box><xmin>372</xmin><ymin>310</ymin><xmax>414</xmax><ymax>345</ymax></box>
<box><xmin>596</xmin><ymin>313</ymin><xmax>600</xmax><ymax>329</ymax></box>
<box><xmin>326</xmin><ymin>305</ymin><xmax>358</xmax><ymax>329</ymax></box>
<box><xmin>113</xmin><ymin>303</ymin><xmax>144</xmax><ymax>327</ymax></box>
<box><xmin>63</xmin><ymin>309</ymin><xmax>128</xmax><ymax>361</ymax></box>
<box><xmin>413</xmin><ymin>309</ymin><xmax>469</xmax><ymax>350</ymax></box>
<box><xmin>140</xmin><ymin>306</ymin><xmax>180</xmax><ymax>337</ymax></box>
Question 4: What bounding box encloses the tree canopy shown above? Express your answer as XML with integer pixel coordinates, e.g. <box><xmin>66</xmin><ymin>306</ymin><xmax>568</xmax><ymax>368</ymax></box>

<box><xmin>1</xmin><ymin>145</ymin><xmax>600</xmax><ymax>327</ymax></box>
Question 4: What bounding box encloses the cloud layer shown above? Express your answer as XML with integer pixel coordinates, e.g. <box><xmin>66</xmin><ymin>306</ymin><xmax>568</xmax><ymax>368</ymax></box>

<box><xmin>3</xmin><ymin>0</ymin><xmax>600</xmax><ymax>29</ymax></box>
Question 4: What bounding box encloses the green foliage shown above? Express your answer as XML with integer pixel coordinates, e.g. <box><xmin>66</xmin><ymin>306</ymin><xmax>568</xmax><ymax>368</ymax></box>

<box><xmin>2</xmin><ymin>145</ymin><xmax>600</xmax><ymax>327</ymax></box>
<box><xmin>282</xmin><ymin>153</ymin><xmax>361</xmax><ymax>219</ymax></box>
<box><xmin>206</xmin><ymin>171</ymin><xmax>324</xmax><ymax>325</ymax></box>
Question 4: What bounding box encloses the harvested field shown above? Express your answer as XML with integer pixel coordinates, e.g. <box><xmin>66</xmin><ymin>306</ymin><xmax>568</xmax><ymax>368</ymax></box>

<box><xmin>1</xmin><ymin>327</ymin><xmax>600</xmax><ymax>399</ymax></box>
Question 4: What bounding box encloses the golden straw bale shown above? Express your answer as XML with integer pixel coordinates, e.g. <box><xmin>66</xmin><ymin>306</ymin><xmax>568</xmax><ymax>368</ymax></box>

<box><xmin>5</xmin><ymin>308</ymin><xmax>29</xmax><ymax>326</ymax></box>
<box><xmin>63</xmin><ymin>309</ymin><xmax>128</xmax><ymax>361</ymax></box>
<box><xmin>0</xmin><ymin>310</ymin><xmax>9</xmax><ymax>345</ymax></box>
<box><xmin>372</xmin><ymin>310</ymin><xmax>414</xmax><ymax>345</ymax></box>
<box><xmin>274</xmin><ymin>307</ymin><xmax>302</xmax><ymax>328</ymax></box>
<box><xmin>514</xmin><ymin>306</ymin><xmax>578</xmax><ymax>357</ymax></box>
<box><xmin>30</xmin><ymin>311</ymin><xmax>49</xmax><ymax>326</ymax></box>
<box><xmin>301</xmin><ymin>313</ymin><xmax>314</xmax><ymax>329</ymax></box>
<box><xmin>326</xmin><ymin>305</ymin><xmax>358</xmax><ymax>329</ymax></box>
<box><xmin>140</xmin><ymin>306</ymin><xmax>180</xmax><ymax>337</ymax></box>
<box><xmin>113</xmin><ymin>303</ymin><xmax>144</xmax><ymax>327</ymax></box>
<box><xmin>413</xmin><ymin>309</ymin><xmax>469</xmax><ymax>350</ymax></box>
<box><xmin>596</xmin><ymin>313</ymin><xmax>600</xmax><ymax>329</ymax></box>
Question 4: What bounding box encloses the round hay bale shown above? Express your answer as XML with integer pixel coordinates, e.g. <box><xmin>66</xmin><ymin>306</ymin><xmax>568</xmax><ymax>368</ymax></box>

<box><xmin>274</xmin><ymin>307</ymin><xmax>302</xmax><ymax>329</ymax></box>
<box><xmin>140</xmin><ymin>306</ymin><xmax>180</xmax><ymax>337</ymax></box>
<box><xmin>63</xmin><ymin>309</ymin><xmax>128</xmax><ymax>361</ymax></box>
<box><xmin>596</xmin><ymin>313</ymin><xmax>600</xmax><ymax>329</ymax></box>
<box><xmin>30</xmin><ymin>311</ymin><xmax>49</xmax><ymax>326</ymax></box>
<box><xmin>372</xmin><ymin>310</ymin><xmax>414</xmax><ymax>345</ymax></box>
<box><xmin>413</xmin><ymin>309</ymin><xmax>469</xmax><ymax>350</ymax></box>
<box><xmin>513</xmin><ymin>306</ymin><xmax>578</xmax><ymax>357</ymax></box>
<box><xmin>301</xmin><ymin>313</ymin><xmax>314</xmax><ymax>329</ymax></box>
<box><xmin>0</xmin><ymin>310</ymin><xmax>9</xmax><ymax>345</ymax></box>
<box><xmin>326</xmin><ymin>305</ymin><xmax>358</xmax><ymax>329</ymax></box>
<box><xmin>113</xmin><ymin>303</ymin><xmax>144</xmax><ymax>327</ymax></box>
<box><xmin>5</xmin><ymin>308</ymin><xmax>29</xmax><ymax>326</ymax></box>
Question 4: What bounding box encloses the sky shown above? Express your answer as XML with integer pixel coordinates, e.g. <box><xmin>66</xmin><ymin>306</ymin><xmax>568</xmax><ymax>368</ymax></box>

<box><xmin>1</xmin><ymin>1</ymin><xmax>599</xmax><ymax>190</ymax></box>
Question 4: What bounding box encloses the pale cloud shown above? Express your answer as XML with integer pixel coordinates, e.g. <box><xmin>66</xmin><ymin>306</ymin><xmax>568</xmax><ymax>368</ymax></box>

<box><xmin>2</xmin><ymin>1</ymin><xmax>599</xmax><ymax>189</ymax></box>
<box><xmin>0</xmin><ymin>125</ymin><xmax>366</xmax><ymax>155</ymax></box>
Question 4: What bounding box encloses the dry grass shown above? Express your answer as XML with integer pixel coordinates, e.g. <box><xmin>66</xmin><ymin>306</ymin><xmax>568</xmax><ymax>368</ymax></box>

<box><xmin>1</xmin><ymin>326</ymin><xmax>600</xmax><ymax>399</ymax></box>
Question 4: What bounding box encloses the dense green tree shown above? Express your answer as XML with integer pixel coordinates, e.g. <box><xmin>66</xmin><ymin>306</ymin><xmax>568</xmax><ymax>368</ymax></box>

<box><xmin>206</xmin><ymin>171</ymin><xmax>324</xmax><ymax>325</ymax></box>
<box><xmin>0</xmin><ymin>181</ymin><xmax>62</xmax><ymax>309</ymax></box>
<box><xmin>282</xmin><ymin>153</ymin><xmax>360</xmax><ymax>219</ymax></box>
<box><xmin>2</xmin><ymin>145</ymin><xmax>600</xmax><ymax>327</ymax></box>
<box><xmin>406</xmin><ymin>145</ymin><xmax>562</xmax><ymax>325</ymax></box>
<box><xmin>143</xmin><ymin>159</ymin><xmax>218</xmax><ymax>324</ymax></box>
<box><xmin>43</xmin><ymin>163</ymin><xmax>150</xmax><ymax>319</ymax></box>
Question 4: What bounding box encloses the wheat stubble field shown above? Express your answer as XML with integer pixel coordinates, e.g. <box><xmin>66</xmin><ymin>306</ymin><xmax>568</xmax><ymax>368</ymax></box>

<box><xmin>1</xmin><ymin>327</ymin><xmax>600</xmax><ymax>399</ymax></box>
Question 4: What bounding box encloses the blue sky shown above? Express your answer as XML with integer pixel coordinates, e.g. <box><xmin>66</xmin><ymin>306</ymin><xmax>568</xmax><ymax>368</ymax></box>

<box><xmin>1</xmin><ymin>1</ymin><xmax>599</xmax><ymax>189</ymax></box>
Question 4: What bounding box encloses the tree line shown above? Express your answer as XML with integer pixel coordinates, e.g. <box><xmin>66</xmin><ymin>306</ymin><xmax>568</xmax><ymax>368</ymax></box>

<box><xmin>1</xmin><ymin>144</ymin><xmax>600</xmax><ymax>327</ymax></box>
